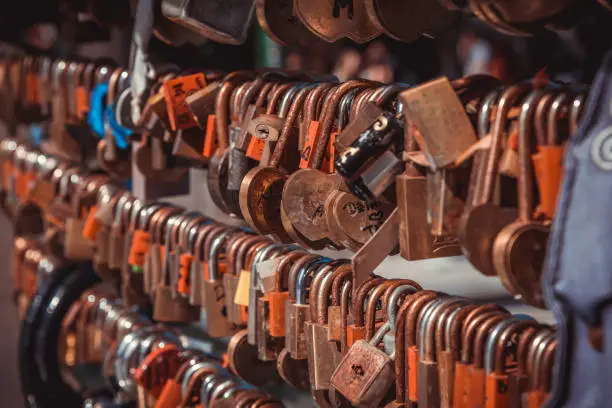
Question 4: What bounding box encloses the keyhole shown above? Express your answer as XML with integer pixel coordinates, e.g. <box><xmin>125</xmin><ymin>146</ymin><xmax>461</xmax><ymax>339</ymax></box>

<box><xmin>333</xmin><ymin>0</ymin><xmax>354</xmax><ymax>19</ymax></box>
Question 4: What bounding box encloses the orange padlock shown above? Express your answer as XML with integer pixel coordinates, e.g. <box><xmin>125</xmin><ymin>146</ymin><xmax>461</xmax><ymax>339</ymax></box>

<box><xmin>269</xmin><ymin>252</ymin><xmax>306</xmax><ymax>337</ymax></box>
<box><xmin>469</xmin><ymin>313</ymin><xmax>509</xmax><ymax>407</ymax></box>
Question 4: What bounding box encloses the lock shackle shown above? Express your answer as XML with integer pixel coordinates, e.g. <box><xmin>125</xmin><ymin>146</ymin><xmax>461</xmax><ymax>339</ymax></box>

<box><xmin>115</xmin><ymin>332</ymin><xmax>142</xmax><ymax>394</ymax></box>
<box><xmin>184</xmin><ymin>217</ymin><xmax>211</xmax><ymax>254</ymax></box>
<box><xmin>435</xmin><ymin>299</ymin><xmax>472</xmax><ymax>356</ymax></box>
<box><xmin>420</xmin><ymin>297</ymin><xmax>466</xmax><ymax>361</ymax></box>
<box><xmin>308</xmin><ymin>263</ymin><xmax>336</xmax><ymax>320</ymax></box>
<box><xmin>250</xmin><ymin>243</ymin><xmax>290</xmax><ymax>286</ymax></box>
<box><xmin>181</xmin><ymin>367</ymin><xmax>219</xmax><ymax>406</ymax></box>
<box><xmin>100</xmin><ymin>298</ymin><xmax>122</xmax><ymax>337</ymax></box>
<box><xmin>302</xmin><ymin>82</ymin><xmax>334</xmax><ymax>133</ymax></box>
<box><xmin>459</xmin><ymin>303</ymin><xmax>506</xmax><ymax>342</ymax></box>
<box><xmin>386</xmin><ymin>284</ymin><xmax>419</xmax><ymax>329</ymax></box>
<box><xmin>133</xmin><ymin>202</ymin><xmax>160</xmax><ymax>233</ymax></box>
<box><xmin>349</xmin><ymin>88</ymin><xmax>374</xmax><ymax>120</ymax></box>
<box><xmin>417</xmin><ymin>297</ymin><xmax>445</xmax><ymax>356</ymax></box>
<box><xmin>279</xmin><ymin>82</ymin><xmax>313</xmax><ymax>119</ymax></box>
<box><xmin>238</xmin><ymin>77</ymin><xmax>266</xmax><ymax>120</ymax></box>
<box><xmin>382</xmin><ymin>279</ymin><xmax>423</xmax><ymax>319</ymax></box>
<box><xmin>516</xmin><ymin>89</ymin><xmax>548</xmax><ymax>222</ymax></box>
<box><xmin>116</xmin><ymin>326</ymin><xmax>165</xmax><ymax>394</ymax></box>
<box><xmin>210</xmin><ymin>379</ymin><xmax>238</xmax><ymax>404</ymax></box>
<box><xmin>203</xmin><ymin>225</ymin><xmax>234</xmax><ymax>268</ymax></box>
<box><xmin>315</xmin><ymin>80</ymin><xmax>373</xmax><ymax>168</ymax></box>
<box><xmin>225</xmin><ymin>234</ymin><xmax>253</xmax><ymax>276</ymax></box>
<box><xmin>312</xmin><ymin>264</ymin><xmax>339</xmax><ymax>323</ymax></box>
<box><xmin>234</xmin><ymin>236</ymin><xmax>269</xmax><ymax>276</ymax></box>
<box><xmin>265</xmin><ymin>82</ymin><xmax>294</xmax><ymax>115</ymax></box>
<box><xmin>173</xmin><ymin>211</ymin><xmax>204</xmax><ymax>250</ymax></box>
<box><xmin>460</xmin><ymin>310</ymin><xmax>508</xmax><ymax>364</ymax></box>
<box><xmin>288</xmin><ymin>253</ymin><xmax>322</xmax><ymax>301</ymax></box>
<box><xmin>201</xmin><ymin>372</ymin><xmax>232</xmax><ymax>406</ymax></box>
<box><xmin>57</xmin><ymin>167</ymin><xmax>80</xmax><ymax>200</ymax></box>
<box><xmin>273</xmin><ymin>251</ymin><xmax>309</xmax><ymax>293</ymax></box>
<box><xmin>472</xmin><ymin>313</ymin><xmax>510</xmax><ymax>369</ymax></box>
<box><xmin>193</xmin><ymin>223</ymin><xmax>223</xmax><ymax>262</ymax></box>
<box><xmin>207</xmin><ymin>230</ymin><xmax>233</xmax><ymax>281</ymax></box>
<box><xmin>39</xmin><ymin>154</ymin><xmax>60</xmax><ymax>180</ymax></box>
<box><xmin>538</xmin><ymin>338</ymin><xmax>557</xmax><ymax>392</ymax></box>
<box><xmin>364</xmin><ymin>280</ymin><xmax>396</xmax><ymax>340</ymax></box>
<box><xmin>217</xmin><ymin>72</ymin><xmax>255</xmax><ymax>148</ymax></box>
<box><xmin>351</xmin><ymin>277</ymin><xmax>385</xmax><ymax>326</ymax></box>
<box><xmin>405</xmin><ymin>291</ymin><xmax>440</xmax><ymax>347</ymax></box>
<box><xmin>523</xmin><ymin>328</ymin><xmax>553</xmax><ymax>377</ymax></box>
<box><xmin>534</xmin><ymin>90</ymin><xmax>561</xmax><ymax>147</ymax></box>
<box><xmin>80</xmin><ymin>62</ymin><xmax>96</xmax><ymax>89</ymax></box>
<box><xmin>164</xmin><ymin>213</ymin><xmax>185</xmax><ymax>253</ymax></box>
<box><xmin>331</xmin><ymin>267</ymin><xmax>352</xmax><ymax>307</ymax></box>
<box><xmin>229</xmin><ymin>80</ymin><xmax>251</xmax><ymax>126</ymax></box>
<box><xmin>480</xmin><ymin>83</ymin><xmax>532</xmax><ymax>206</ymax></box>
<box><xmin>138</xmin><ymin>330</ymin><xmax>180</xmax><ymax>363</ymax></box>
<box><xmin>547</xmin><ymin>92</ymin><xmax>570</xmax><ymax>146</ymax></box>
<box><xmin>317</xmin><ymin>263</ymin><xmax>351</xmax><ymax>325</ymax></box>
<box><xmin>206</xmin><ymin>377</ymin><xmax>235</xmax><ymax>406</ymax></box>
<box><xmin>200</xmin><ymin>372</ymin><xmax>223</xmax><ymax>403</ymax></box>
<box><xmin>126</xmin><ymin>198</ymin><xmax>145</xmax><ymax>232</ymax></box>
<box><xmin>296</xmin><ymin>257</ymin><xmax>331</xmax><ymax>305</ymax></box>
<box><xmin>485</xmin><ymin>317</ymin><xmax>537</xmax><ymax>374</ymax></box>
<box><xmin>24</xmin><ymin>150</ymin><xmax>38</xmax><ymax>174</ymax></box>
<box><xmin>241</xmin><ymin>240</ymin><xmax>271</xmax><ymax>278</ymax></box>
<box><xmin>529</xmin><ymin>332</ymin><xmax>556</xmax><ymax>390</ymax></box>
<box><xmin>181</xmin><ymin>361</ymin><xmax>221</xmax><ymax>398</ymax></box>
<box><xmin>111</xmin><ymin>192</ymin><xmax>132</xmax><ymax>228</ymax></box>
<box><xmin>96</xmin><ymin>183</ymin><xmax>119</xmax><ymax>208</ymax></box>
<box><xmin>337</xmin><ymin>88</ymin><xmax>358</xmax><ymax>130</ymax></box>
<box><xmin>269</xmin><ymin>84</ymin><xmax>319</xmax><ymax>167</ymax></box>
<box><xmin>152</xmin><ymin>206</ymin><xmax>182</xmax><ymax>245</ymax></box>
<box><xmin>94</xmin><ymin>64</ymin><xmax>111</xmax><ymax>86</ymax></box>
<box><xmin>478</xmin><ymin>88</ymin><xmax>503</xmax><ymax>139</ymax></box>
<box><xmin>51</xmin><ymin>59</ymin><xmax>67</xmax><ymax>90</ymax></box>
<box><xmin>526</xmin><ymin>330</ymin><xmax>556</xmax><ymax>387</ymax></box>
<box><xmin>570</xmin><ymin>93</ymin><xmax>584</xmax><ymax>134</ymax></box>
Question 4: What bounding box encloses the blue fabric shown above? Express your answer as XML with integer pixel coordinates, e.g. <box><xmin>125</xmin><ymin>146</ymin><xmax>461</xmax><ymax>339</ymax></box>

<box><xmin>88</xmin><ymin>83</ymin><xmax>108</xmax><ymax>138</ymax></box>
<box><xmin>104</xmin><ymin>105</ymin><xmax>132</xmax><ymax>149</ymax></box>
<box><xmin>29</xmin><ymin>124</ymin><xmax>45</xmax><ymax>146</ymax></box>
<box><xmin>541</xmin><ymin>49</ymin><xmax>612</xmax><ymax>408</ymax></box>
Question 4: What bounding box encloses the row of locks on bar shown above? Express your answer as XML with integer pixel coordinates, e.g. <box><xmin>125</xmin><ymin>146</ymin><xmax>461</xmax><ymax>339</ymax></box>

<box><xmin>5</xmin><ymin>142</ymin><xmax>556</xmax><ymax>408</ymax></box>
<box><xmin>0</xmin><ymin>56</ymin><xmax>587</xmax><ymax>309</ymax></box>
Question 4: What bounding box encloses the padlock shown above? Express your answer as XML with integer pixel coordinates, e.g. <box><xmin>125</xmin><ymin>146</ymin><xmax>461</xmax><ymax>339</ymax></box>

<box><xmin>418</xmin><ymin>297</ymin><xmax>469</xmax><ymax>408</ymax></box>
<box><xmin>346</xmin><ymin>277</ymin><xmax>386</xmax><ymax>348</ymax></box>
<box><xmin>401</xmin><ymin>291</ymin><xmax>441</xmax><ymax>407</ymax></box>
<box><xmin>268</xmin><ymin>252</ymin><xmax>308</xmax><ymax>338</ymax></box>
<box><xmin>307</xmin><ymin>263</ymin><xmax>348</xmax><ymax>393</ymax></box>
<box><xmin>524</xmin><ymin>331</ymin><xmax>556</xmax><ymax>408</ymax></box>
<box><xmin>460</xmin><ymin>309</ymin><xmax>510</xmax><ymax>408</ymax></box>
<box><xmin>226</xmin><ymin>235</ymin><xmax>269</xmax><ymax>325</ymax></box>
<box><xmin>152</xmin><ymin>212</ymin><xmax>200</xmax><ymax>323</ymax></box>
<box><xmin>327</xmin><ymin>267</ymin><xmax>353</xmax><ymax>343</ymax></box>
<box><xmin>436</xmin><ymin>301</ymin><xmax>476</xmax><ymax>408</ymax></box>
<box><xmin>284</xmin><ymin>254</ymin><xmax>323</xmax><ymax>359</ymax></box>
<box><xmin>484</xmin><ymin>318</ymin><xmax>538</xmax><ymax>408</ymax></box>
<box><xmin>507</xmin><ymin>326</ymin><xmax>544</xmax><ymax>407</ymax></box>
<box><xmin>330</xmin><ymin>316</ymin><xmax>396</xmax><ymax>407</ymax></box>
<box><xmin>247</xmin><ymin>243</ymin><xmax>290</xmax><ymax>346</ymax></box>
<box><xmin>204</xmin><ymin>229</ymin><xmax>240</xmax><ymax>337</ymax></box>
